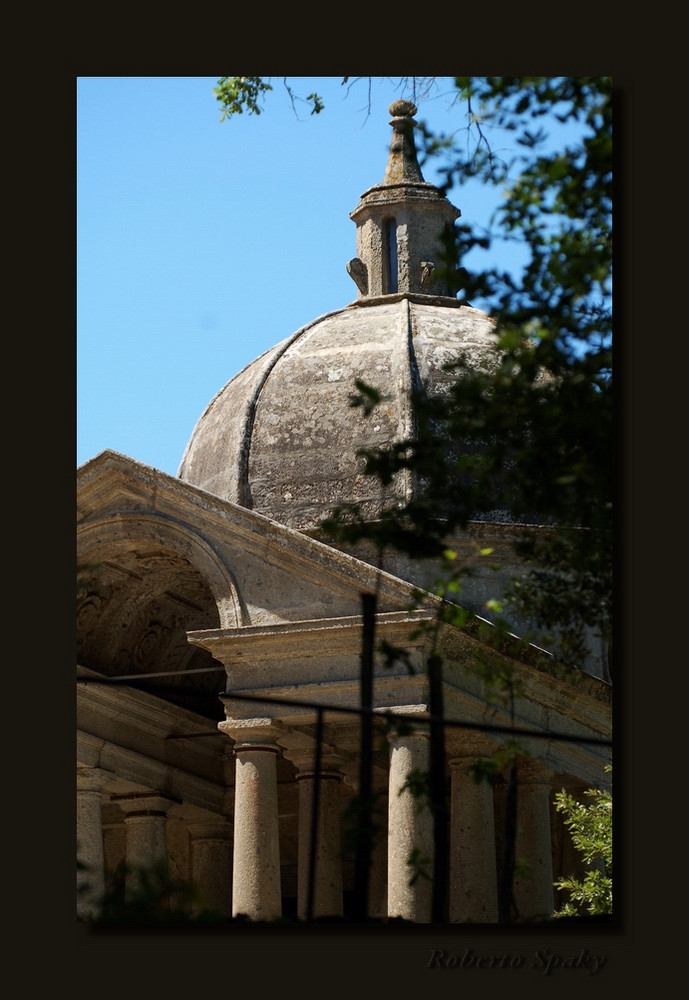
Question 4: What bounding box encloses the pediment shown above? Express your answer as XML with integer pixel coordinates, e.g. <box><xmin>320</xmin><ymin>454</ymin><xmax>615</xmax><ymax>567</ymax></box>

<box><xmin>77</xmin><ymin>452</ymin><xmax>429</xmax><ymax>684</ymax></box>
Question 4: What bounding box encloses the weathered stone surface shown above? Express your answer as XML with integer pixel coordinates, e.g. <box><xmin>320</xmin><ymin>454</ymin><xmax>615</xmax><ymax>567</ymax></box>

<box><xmin>178</xmin><ymin>299</ymin><xmax>497</xmax><ymax>531</ymax></box>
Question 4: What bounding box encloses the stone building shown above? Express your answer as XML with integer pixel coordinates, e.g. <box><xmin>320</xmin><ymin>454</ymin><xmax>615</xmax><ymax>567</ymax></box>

<box><xmin>77</xmin><ymin>101</ymin><xmax>612</xmax><ymax>923</ymax></box>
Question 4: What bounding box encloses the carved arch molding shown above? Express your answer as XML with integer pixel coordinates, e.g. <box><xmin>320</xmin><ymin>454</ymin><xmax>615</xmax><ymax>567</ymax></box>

<box><xmin>77</xmin><ymin>517</ymin><xmax>241</xmax><ymax>721</ymax></box>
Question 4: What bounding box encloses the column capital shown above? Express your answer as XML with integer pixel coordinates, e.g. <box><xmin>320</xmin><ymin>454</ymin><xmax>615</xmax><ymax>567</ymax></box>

<box><xmin>218</xmin><ymin>718</ymin><xmax>283</xmax><ymax>751</ymax></box>
<box><xmin>280</xmin><ymin>745</ymin><xmax>344</xmax><ymax>778</ymax></box>
<box><xmin>447</xmin><ymin>731</ymin><xmax>498</xmax><ymax>761</ymax></box>
<box><xmin>517</xmin><ymin>757</ymin><xmax>554</xmax><ymax>785</ymax></box>
<box><xmin>386</xmin><ymin>716</ymin><xmax>430</xmax><ymax>750</ymax></box>
<box><xmin>111</xmin><ymin>792</ymin><xmax>176</xmax><ymax>816</ymax></box>
<box><xmin>77</xmin><ymin>766</ymin><xmax>114</xmax><ymax>792</ymax></box>
<box><xmin>170</xmin><ymin>802</ymin><xmax>233</xmax><ymax>839</ymax></box>
<box><xmin>187</xmin><ymin>817</ymin><xmax>233</xmax><ymax>841</ymax></box>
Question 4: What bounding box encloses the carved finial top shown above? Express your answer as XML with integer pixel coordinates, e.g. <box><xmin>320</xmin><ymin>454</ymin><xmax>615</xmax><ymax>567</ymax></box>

<box><xmin>389</xmin><ymin>99</ymin><xmax>417</xmax><ymax>119</ymax></box>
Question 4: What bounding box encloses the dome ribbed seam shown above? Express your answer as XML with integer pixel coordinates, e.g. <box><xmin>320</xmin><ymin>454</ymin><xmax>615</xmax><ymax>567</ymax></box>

<box><xmin>237</xmin><ymin>308</ymin><xmax>351</xmax><ymax>508</ymax></box>
<box><xmin>401</xmin><ymin>299</ymin><xmax>424</xmax><ymax>504</ymax></box>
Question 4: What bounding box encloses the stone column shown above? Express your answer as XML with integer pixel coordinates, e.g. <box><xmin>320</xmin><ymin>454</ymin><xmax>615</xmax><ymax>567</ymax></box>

<box><xmin>220</xmin><ymin>720</ymin><xmax>282</xmax><ymax>921</ymax></box>
<box><xmin>116</xmin><ymin>793</ymin><xmax>174</xmax><ymax>901</ymax></box>
<box><xmin>188</xmin><ymin>817</ymin><xmax>233</xmax><ymax>918</ymax></box>
<box><xmin>387</xmin><ymin>730</ymin><xmax>433</xmax><ymax>922</ymax></box>
<box><xmin>514</xmin><ymin>758</ymin><xmax>555</xmax><ymax>921</ymax></box>
<box><xmin>284</xmin><ymin>749</ymin><xmax>344</xmax><ymax>920</ymax></box>
<box><xmin>76</xmin><ymin>767</ymin><xmax>111</xmax><ymax>920</ymax></box>
<box><xmin>448</xmin><ymin>740</ymin><xmax>499</xmax><ymax>923</ymax></box>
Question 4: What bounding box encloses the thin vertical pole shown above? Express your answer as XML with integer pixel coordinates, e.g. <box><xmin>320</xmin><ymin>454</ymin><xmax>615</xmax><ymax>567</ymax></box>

<box><xmin>499</xmin><ymin>689</ymin><xmax>519</xmax><ymax>924</ymax></box>
<box><xmin>499</xmin><ymin>760</ymin><xmax>518</xmax><ymax>924</ymax></box>
<box><xmin>306</xmin><ymin>707</ymin><xmax>324</xmax><ymax>922</ymax></box>
<box><xmin>352</xmin><ymin>591</ymin><xmax>376</xmax><ymax>921</ymax></box>
<box><xmin>428</xmin><ymin>653</ymin><xmax>448</xmax><ymax>923</ymax></box>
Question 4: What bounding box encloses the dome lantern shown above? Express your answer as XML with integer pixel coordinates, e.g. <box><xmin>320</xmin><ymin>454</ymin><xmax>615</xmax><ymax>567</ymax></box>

<box><xmin>347</xmin><ymin>101</ymin><xmax>461</xmax><ymax>300</ymax></box>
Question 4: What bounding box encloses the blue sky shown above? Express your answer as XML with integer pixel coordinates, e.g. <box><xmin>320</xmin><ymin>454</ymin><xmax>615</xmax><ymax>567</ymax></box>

<box><xmin>77</xmin><ymin>76</ymin><xmax>535</xmax><ymax>476</ymax></box>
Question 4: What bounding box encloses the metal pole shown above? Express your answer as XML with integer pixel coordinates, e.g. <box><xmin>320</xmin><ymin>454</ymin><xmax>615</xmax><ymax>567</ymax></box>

<box><xmin>306</xmin><ymin>707</ymin><xmax>324</xmax><ymax>922</ymax></box>
<box><xmin>428</xmin><ymin>653</ymin><xmax>448</xmax><ymax>922</ymax></box>
<box><xmin>352</xmin><ymin>592</ymin><xmax>376</xmax><ymax>921</ymax></box>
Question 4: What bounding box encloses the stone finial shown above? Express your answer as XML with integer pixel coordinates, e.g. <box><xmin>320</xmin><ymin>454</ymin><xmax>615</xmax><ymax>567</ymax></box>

<box><xmin>382</xmin><ymin>100</ymin><xmax>424</xmax><ymax>185</ymax></box>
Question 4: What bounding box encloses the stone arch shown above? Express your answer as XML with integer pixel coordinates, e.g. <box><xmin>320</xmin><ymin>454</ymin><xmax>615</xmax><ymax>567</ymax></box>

<box><xmin>77</xmin><ymin>512</ymin><xmax>244</xmax><ymax>721</ymax></box>
<box><xmin>78</xmin><ymin>512</ymin><xmax>244</xmax><ymax>628</ymax></box>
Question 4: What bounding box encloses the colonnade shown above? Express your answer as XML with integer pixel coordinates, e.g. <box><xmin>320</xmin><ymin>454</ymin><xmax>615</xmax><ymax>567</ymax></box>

<box><xmin>77</xmin><ymin>726</ymin><xmax>556</xmax><ymax>924</ymax></box>
<box><xmin>77</xmin><ymin>772</ymin><xmax>234</xmax><ymax>920</ymax></box>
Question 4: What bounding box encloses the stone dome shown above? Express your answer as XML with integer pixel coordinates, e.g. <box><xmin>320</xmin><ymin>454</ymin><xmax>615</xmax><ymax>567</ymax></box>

<box><xmin>178</xmin><ymin>101</ymin><xmax>498</xmax><ymax>532</ymax></box>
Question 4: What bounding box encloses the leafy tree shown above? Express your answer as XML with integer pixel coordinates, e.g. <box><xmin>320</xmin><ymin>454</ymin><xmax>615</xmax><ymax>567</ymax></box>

<box><xmin>214</xmin><ymin>76</ymin><xmax>443</xmax><ymax>122</ymax></box>
<box><xmin>553</xmin><ymin>768</ymin><xmax>612</xmax><ymax>916</ymax></box>
<box><xmin>214</xmin><ymin>76</ymin><xmax>324</xmax><ymax>120</ymax></box>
